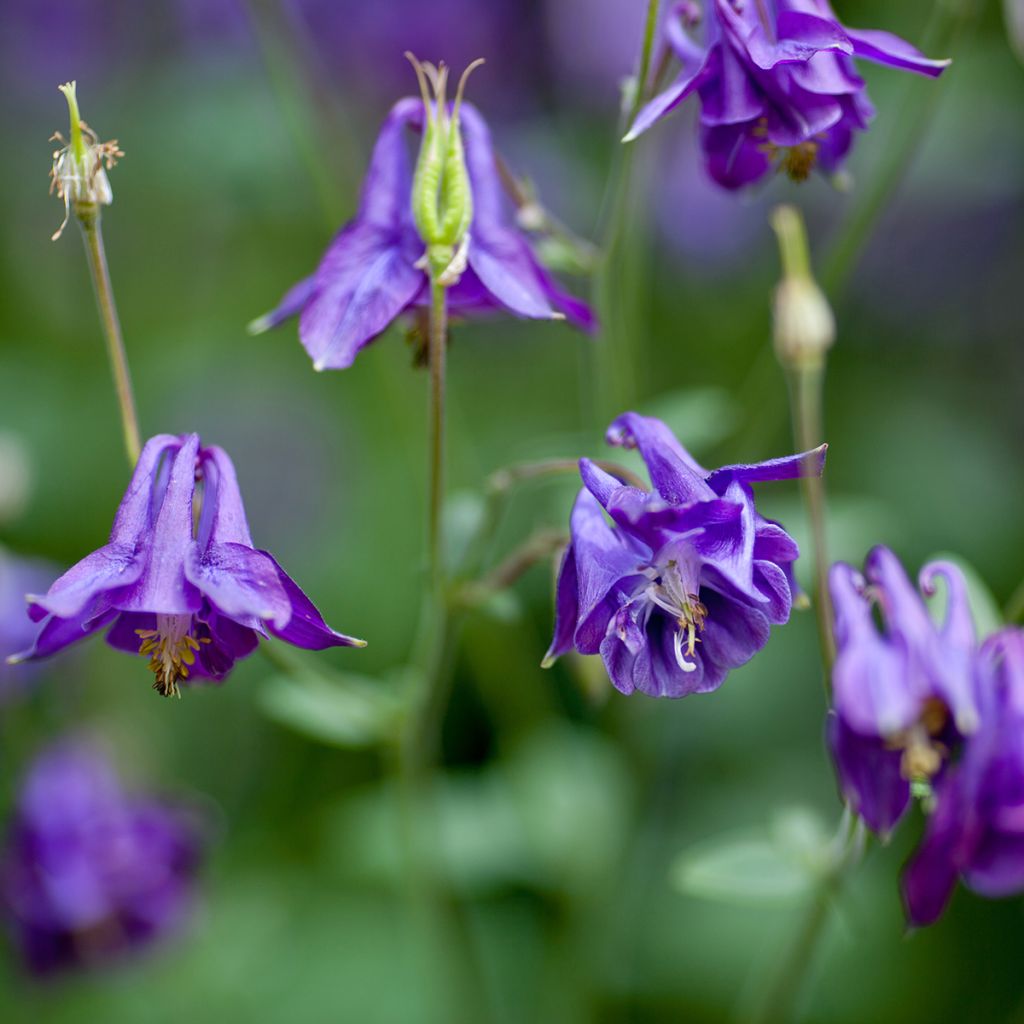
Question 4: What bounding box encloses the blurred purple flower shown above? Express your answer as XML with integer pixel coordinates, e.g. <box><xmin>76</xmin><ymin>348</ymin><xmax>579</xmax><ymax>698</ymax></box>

<box><xmin>827</xmin><ymin>547</ymin><xmax>979</xmax><ymax>834</ymax></box>
<box><xmin>626</xmin><ymin>0</ymin><xmax>949</xmax><ymax>189</ymax></box>
<box><xmin>11</xmin><ymin>434</ymin><xmax>364</xmax><ymax>697</ymax></box>
<box><xmin>0</xmin><ymin>550</ymin><xmax>59</xmax><ymax>702</ymax></box>
<box><xmin>0</xmin><ymin>739</ymin><xmax>204</xmax><ymax>975</ymax></box>
<box><xmin>544</xmin><ymin>412</ymin><xmax>824</xmax><ymax>697</ymax></box>
<box><xmin>256</xmin><ymin>98</ymin><xmax>594</xmax><ymax>371</ymax></box>
<box><xmin>903</xmin><ymin>629</ymin><xmax>1024</xmax><ymax>927</ymax></box>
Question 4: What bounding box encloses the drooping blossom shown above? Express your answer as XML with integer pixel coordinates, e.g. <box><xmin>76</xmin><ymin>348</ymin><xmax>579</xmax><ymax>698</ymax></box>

<box><xmin>9</xmin><ymin>433</ymin><xmax>364</xmax><ymax>697</ymax></box>
<box><xmin>626</xmin><ymin>1</ymin><xmax>950</xmax><ymax>190</ymax></box>
<box><xmin>544</xmin><ymin>412</ymin><xmax>824</xmax><ymax>697</ymax></box>
<box><xmin>903</xmin><ymin>629</ymin><xmax>1024</xmax><ymax>927</ymax></box>
<box><xmin>253</xmin><ymin>89</ymin><xmax>594</xmax><ymax>371</ymax></box>
<box><xmin>827</xmin><ymin>547</ymin><xmax>979</xmax><ymax>834</ymax></box>
<box><xmin>0</xmin><ymin>739</ymin><xmax>204</xmax><ymax>975</ymax></box>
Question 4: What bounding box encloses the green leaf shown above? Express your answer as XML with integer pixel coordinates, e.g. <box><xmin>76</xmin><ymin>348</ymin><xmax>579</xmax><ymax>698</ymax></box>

<box><xmin>670</xmin><ymin>807</ymin><xmax>830</xmax><ymax>908</ymax></box>
<box><xmin>258</xmin><ymin>665</ymin><xmax>404</xmax><ymax>749</ymax></box>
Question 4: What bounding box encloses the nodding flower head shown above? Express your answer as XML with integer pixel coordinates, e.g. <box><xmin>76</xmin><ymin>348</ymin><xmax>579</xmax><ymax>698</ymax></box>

<box><xmin>826</xmin><ymin>547</ymin><xmax>981</xmax><ymax>834</ymax></box>
<box><xmin>544</xmin><ymin>412</ymin><xmax>825</xmax><ymax>698</ymax></box>
<box><xmin>49</xmin><ymin>81</ymin><xmax>123</xmax><ymax>240</ymax></box>
<box><xmin>9</xmin><ymin>434</ymin><xmax>365</xmax><ymax>698</ymax></box>
<box><xmin>406</xmin><ymin>53</ymin><xmax>484</xmax><ymax>285</ymax></box>
<box><xmin>625</xmin><ymin>1</ymin><xmax>950</xmax><ymax>190</ymax></box>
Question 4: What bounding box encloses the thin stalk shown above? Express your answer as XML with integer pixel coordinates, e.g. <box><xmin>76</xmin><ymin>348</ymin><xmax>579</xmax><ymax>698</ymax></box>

<box><xmin>77</xmin><ymin>207</ymin><xmax>141</xmax><ymax>466</ymax></box>
<box><xmin>748</xmin><ymin>884</ymin><xmax>833</xmax><ymax>1024</ymax></box>
<box><xmin>786</xmin><ymin>364</ymin><xmax>835</xmax><ymax>676</ymax></box>
<box><xmin>427</xmin><ymin>280</ymin><xmax>447</xmax><ymax>591</ymax></box>
<box><xmin>1005</xmin><ymin>578</ymin><xmax>1024</xmax><ymax>625</ymax></box>
<box><xmin>822</xmin><ymin>0</ymin><xmax>977</xmax><ymax>296</ymax></box>
<box><xmin>629</xmin><ymin>0</ymin><xmax>661</xmax><ymax>129</ymax></box>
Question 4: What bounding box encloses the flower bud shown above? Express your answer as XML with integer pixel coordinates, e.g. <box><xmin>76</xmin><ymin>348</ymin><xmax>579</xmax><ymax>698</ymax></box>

<box><xmin>770</xmin><ymin>205</ymin><xmax>834</xmax><ymax>370</ymax></box>
<box><xmin>49</xmin><ymin>81</ymin><xmax>123</xmax><ymax>240</ymax></box>
<box><xmin>405</xmin><ymin>54</ymin><xmax>483</xmax><ymax>285</ymax></box>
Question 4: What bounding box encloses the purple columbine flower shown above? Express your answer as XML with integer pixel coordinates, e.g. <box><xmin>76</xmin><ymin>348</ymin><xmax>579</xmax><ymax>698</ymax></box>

<box><xmin>827</xmin><ymin>547</ymin><xmax>979</xmax><ymax>835</ymax></box>
<box><xmin>253</xmin><ymin>96</ymin><xmax>594</xmax><ymax>370</ymax></box>
<box><xmin>544</xmin><ymin>412</ymin><xmax>825</xmax><ymax>697</ymax></box>
<box><xmin>903</xmin><ymin>629</ymin><xmax>1024</xmax><ymax>927</ymax></box>
<box><xmin>625</xmin><ymin>1</ymin><xmax>950</xmax><ymax>189</ymax></box>
<box><xmin>9</xmin><ymin>433</ymin><xmax>364</xmax><ymax>697</ymax></box>
<box><xmin>0</xmin><ymin>739</ymin><xmax>204</xmax><ymax>975</ymax></box>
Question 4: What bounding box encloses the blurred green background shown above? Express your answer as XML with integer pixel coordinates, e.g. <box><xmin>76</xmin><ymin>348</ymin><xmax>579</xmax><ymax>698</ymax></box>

<box><xmin>1</xmin><ymin>1</ymin><xmax>1023</xmax><ymax>1021</ymax></box>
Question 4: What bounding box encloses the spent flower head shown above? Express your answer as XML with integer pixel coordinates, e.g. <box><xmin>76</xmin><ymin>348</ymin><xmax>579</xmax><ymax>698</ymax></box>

<box><xmin>49</xmin><ymin>81</ymin><xmax>123</xmax><ymax>240</ymax></box>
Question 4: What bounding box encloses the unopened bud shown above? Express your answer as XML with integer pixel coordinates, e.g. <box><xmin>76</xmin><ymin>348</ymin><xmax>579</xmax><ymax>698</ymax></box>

<box><xmin>770</xmin><ymin>205</ymin><xmax>834</xmax><ymax>370</ymax></box>
<box><xmin>405</xmin><ymin>53</ymin><xmax>483</xmax><ymax>285</ymax></box>
<box><xmin>49</xmin><ymin>82</ymin><xmax>123</xmax><ymax>240</ymax></box>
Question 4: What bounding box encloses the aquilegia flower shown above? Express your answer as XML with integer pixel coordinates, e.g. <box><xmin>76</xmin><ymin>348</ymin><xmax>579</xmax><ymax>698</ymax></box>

<box><xmin>252</xmin><ymin>77</ymin><xmax>593</xmax><ymax>370</ymax></box>
<box><xmin>9</xmin><ymin>433</ymin><xmax>364</xmax><ymax>697</ymax></box>
<box><xmin>0</xmin><ymin>739</ymin><xmax>204</xmax><ymax>975</ymax></box>
<box><xmin>827</xmin><ymin>547</ymin><xmax>979</xmax><ymax>834</ymax></box>
<box><xmin>626</xmin><ymin>1</ymin><xmax>950</xmax><ymax>189</ymax></box>
<box><xmin>544</xmin><ymin>412</ymin><xmax>825</xmax><ymax>697</ymax></box>
<box><xmin>903</xmin><ymin>629</ymin><xmax>1024</xmax><ymax>927</ymax></box>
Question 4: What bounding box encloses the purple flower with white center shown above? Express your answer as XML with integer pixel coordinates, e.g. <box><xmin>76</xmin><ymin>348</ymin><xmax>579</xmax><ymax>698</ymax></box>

<box><xmin>625</xmin><ymin>1</ymin><xmax>950</xmax><ymax>190</ymax></box>
<box><xmin>0</xmin><ymin>739</ymin><xmax>204</xmax><ymax>975</ymax></box>
<box><xmin>544</xmin><ymin>412</ymin><xmax>824</xmax><ymax>697</ymax></box>
<box><xmin>903</xmin><ymin>629</ymin><xmax>1024</xmax><ymax>927</ymax></box>
<box><xmin>253</xmin><ymin>96</ymin><xmax>594</xmax><ymax>371</ymax></box>
<box><xmin>9</xmin><ymin>433</ymin><xmax>364</xmax><ymax>697</ymax></box>
<box><xmin>827</xmin><ymin>547</ymin><xmax>980</xmax><ymax>835</ymax></box>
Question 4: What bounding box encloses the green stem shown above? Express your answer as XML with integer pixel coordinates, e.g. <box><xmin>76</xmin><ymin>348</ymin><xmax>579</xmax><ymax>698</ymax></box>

<box><xmin>428</xmin><ymin>281</ymin><xmax>448</xmax><ymax>591</ymax></box>
<box><xmin>822</xmin><ymin>0</ymin><xmax>976</xmax><ymax>296</ymax></box>
<box><xmin>1005</xmin><ymin>578</ymin><xmax>1024</xmax><ymax>624</ymax></box>
<box><xmin>77</xmin><ymin>208</ymin><xmax>141</xmax><ymax>466</ymax></box>
<box><xmin>749</xmin><ymin>884</ymin><xmax>834</xmax><ymax>1024</ymax></box>
<box><xmin>629</xmin><ymin>0</ymin><xmax>662</xmax><ymax>128</ymax></box>
<box><xmin>786</xmin><ymin>363</ymin><xmax>835</xmax><ymax>677</ymax></box>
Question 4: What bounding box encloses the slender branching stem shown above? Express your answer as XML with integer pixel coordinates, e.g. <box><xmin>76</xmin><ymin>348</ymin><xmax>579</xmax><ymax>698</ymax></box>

<box><xmin>77</xmin><ymin>207</ymin><xmax>141</xmax><ymax>466</ymax></box>
<box><xmin>427</xmin><ymin>280</ymin><xmax>448</xmax><ymax>592</ymax></box>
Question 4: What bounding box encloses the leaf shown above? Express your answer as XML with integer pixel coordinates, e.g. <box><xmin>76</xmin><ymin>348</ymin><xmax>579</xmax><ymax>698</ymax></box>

<box><xmin>923</xmin><ymin>551</ymin><xmax>1004</xmax><ymax>639</ymax></box>
<box><xmin>258</xmin><ymin>665</ymin><xmax>404</xmax><ymax>749</ymax></box>
<box><xmin>670</xmin><ymin>807</ymin><xmax>831</xmax><ymax>908</ymax></box>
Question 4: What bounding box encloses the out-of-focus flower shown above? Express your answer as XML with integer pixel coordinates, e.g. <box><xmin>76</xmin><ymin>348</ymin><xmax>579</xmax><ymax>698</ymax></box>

<box><xmin>0</xmin><ymin>432</ymin><xmax>33</xmax><ymax>524</ymax></box>
<box><xmin>827</xmin><ymin>547</ymin><xmax>979</xmax><ymax>834</ymax></box>
<box><xmin>626</xmin><ymin>1</ymin><xmax>950</xmax><ymax>190</ymax></box>
<box><xmin>252</xmin><ymin>92</ymin><xmax>594</xmax><ymax>371</ymax></box>
<box><xmin>544</xmin><ymin>412</ymin><xmax>824</xmax><ymax>697</ymax></box>
<box><xmin>903</xmin><ymin>629</ymin><xmax>1024</xmax><ymax>927</ymax></box>
<box><xmin>10</xmin><ymin>434</ymin><xmax>364</xmax><ymax>697</ymax></box>
<box><xmin>0</xmin><ymin>549</ymin><xmax>60</xmax><ymax>702</ymax></box>
<box><xmin>0</xmin><ymin>739</ymin><xmax>204</xmax><ymax>975</ymax></box>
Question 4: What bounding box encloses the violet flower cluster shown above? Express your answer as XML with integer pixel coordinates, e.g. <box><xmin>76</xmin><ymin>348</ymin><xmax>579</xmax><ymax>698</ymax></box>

<box><xmin>828</xmin><ymin>547</ymin><xmax>1024</xmax><ymax>926</ymax></box>
<box><xmin>627</xmin><ymin>0</ymin><xmax>950</xmax><ymax>189</ymax></box>
<box><xmin>0</xmin><ymin>740</ymin><xmax>203</xmax><ymax>975</ymax></box>
<box><xmin>545</xmin><ymin>412</ymin><xmax>824</xmax><ymax>697</ymax></box>
<box><xmin>10</xmin><ymin>433</ymin><xmax>364</xmax><ymax>697</ymax></box>
<box><xmin>255</xmin><ymin>97</ymin><xmax>594</xmax><ymax>371</ymax></box>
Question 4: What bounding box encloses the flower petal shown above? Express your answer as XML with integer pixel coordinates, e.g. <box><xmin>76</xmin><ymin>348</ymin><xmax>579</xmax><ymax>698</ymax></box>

<box><xmin>185</xmin><ymin>542</ymin><xmax>292</xmax><ymax>629</ymax></box>
<box><xmin>706</xmin><ymin>444</ymin><xmax>826</xmax><ymax>491</ymax></box>
<box><xmin>846</xmin><ymin>27</ymin><xmax>951</xmax><ymax>77</ymax></box>
<box><xmin>265</xmin><ymin>558</ymin><xmax>365</xmax><ymax>650</ymax></box>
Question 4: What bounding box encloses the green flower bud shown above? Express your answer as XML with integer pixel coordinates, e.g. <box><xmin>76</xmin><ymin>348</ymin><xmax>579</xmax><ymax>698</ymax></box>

<box><xmin>770</xmin><ymin>205</ymin><xmax>835</xmax><ymax>371</ymax></box>
<box><xmin>49</xmin><ymin>82</ymin><xmax>123</xmax><ymax>240</ymax></box>
<box><xmin>405</xmin><ymin>54</ymin><xmax>484</xmax><ymax>286</ymax></box>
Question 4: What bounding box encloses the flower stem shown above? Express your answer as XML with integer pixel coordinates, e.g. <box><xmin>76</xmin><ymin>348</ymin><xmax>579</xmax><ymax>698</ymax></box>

<box><xmin>427</xmin><ymin>280</ymin><xmax>448</xmax><ymax>591</ymax></box>
<box><xmin>786</xmin><ymin>363</ymin><xmax>835</xmax><ymax>676</ymax></box>
<box><xmin>629</xmin><ymin>0</ymin><xmax>661</xmax><ymax>128</ymax></box>
<box><xmin>1005</xmin><ymin>577</ymin><xmax>1024</xmax><ymax>624</ymax></box>
<box><xmin>76</xmin><ymin>207</ymin><xmax>141</xmax><ymax>467</ymax></box>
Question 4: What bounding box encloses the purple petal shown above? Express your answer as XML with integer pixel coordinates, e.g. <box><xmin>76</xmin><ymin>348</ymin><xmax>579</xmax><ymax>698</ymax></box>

<box><xmin>196</xmin><ymin>445</ymin><xmax>255</xmax><ymax>548</ymax></box>
<box><xmin>846</xmin><ymin>27</ymin><xmax>951</xmax><ymax>78</ymax></box>
<box><xmin>745</xmin><ymin>12</ymin><xmax>853</xmax><ymax>70</ymax></box>
<box><xmin>605</xmin><ymin>413</ymin><xmax>715</xmax><ymax>506</ymax></box>
<box><xmin>265</xmin><ymin>557</ymin><xmax>365</xmax><ymax>650</ymax></box>
<box><xmin>184</xmin><ymin>543</ymin><xmax>292</xmax><ymax>629</ymax></box>
<box><xmin>10</xmin><ymin>607</ymin><xmax>117</xmax><ymax>663</ymax></box>
<box><xmin>827</xmin><ymin>713</ymin><xmax>910</xmax><ymax>835</ymax></box>
<box><xmin>543</xmin><ymin>541</ymin><xmax>578</xmax><ymax>666</ymax></box>
<box><xmin>26</xmin><ymin>546</ymin><xmax>145</xmax><ymax>622</ymax></box>
<box><xmin>299</xmin><ymin>224</ymin><xmax>425</xmax><ymax>371</ymax></box>
<box><xmin>122</xmin><ymin>435</ymin><xmax>202</xmax><ymax>616</ymax></box>
<box><xmin>253</xmin><ymin>274</ymin><xmax>317</xmax><ymax>333</ymax></box>
<box><xmin>624</xmin><ymin>58</ymin><xmax>709</xmax><ymax>141</ymax></box>
<box><xmin>706</xmin><ymin>443</ymin><xmax>827</xmax><ymax>491</ymax></box>
<box><xmin>357</xmin><ymin>97</ymin><xmax>421</xmax><ymax>227</ymax></box>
